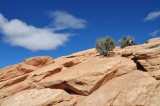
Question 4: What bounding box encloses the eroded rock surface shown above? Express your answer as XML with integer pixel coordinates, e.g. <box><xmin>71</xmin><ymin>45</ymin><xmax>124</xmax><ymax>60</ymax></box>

<box><xmin>116</xmin><ymin>38</ymin><xmax>160</xmax><ymax>72</ymax></box>
<box><xmin>77</xmin><ymin>70</ymin><xmax>157</xmax><ymax>106</ymax></box>
<box><xmin>39</xmin><ymin>57</ymin><xmax>136</xmax><ymax>95</ymax></box>
<box><xmin>0</xmin><ymin>38</ymin><xmax>160</xmax><ymax>106</ymax></box>
<box><xmin>1</xmin><ymin>88</ymin><xmax>76</xmax><ymax>106</ymax></box>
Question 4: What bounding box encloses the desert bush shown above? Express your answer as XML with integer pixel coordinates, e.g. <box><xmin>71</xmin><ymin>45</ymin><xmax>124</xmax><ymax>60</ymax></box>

<box><xmin>96</xmin><ymin>37</ymin><xmax>116</xmax><ymax>56</ymax></box>
<box><xmin>119</xmin><ymin>36</ymin><xmax>136</xmax><ymax>48</ymax></box>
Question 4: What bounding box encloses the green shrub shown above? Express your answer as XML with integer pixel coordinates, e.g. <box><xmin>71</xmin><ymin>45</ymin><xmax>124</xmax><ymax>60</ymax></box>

<box><xmin>119</xmin><ymin>36</ymin><xmax>136</xmax><ymax>48</ymax></box>
<box><xmin>96</xmin><ymin>37</ymin><xmax>116</xmax><ymax>56</ymax></box>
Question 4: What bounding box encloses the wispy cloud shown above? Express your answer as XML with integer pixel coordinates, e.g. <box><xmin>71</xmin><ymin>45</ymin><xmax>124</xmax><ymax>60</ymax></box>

<box><xmin>0</xmin><ymin>11</ymin><xmax>87</xmax><ymax>51</ymax></box>
<box><xmin>149</xmin><ymin>29</ymin><xmax>160</xmax><ymax>37</ymax></box>
<box><xmin>144</xmin><ymin>10</ymin><xmax>160</xmax><ymax>21</ymax></box>
<box><xmin>50</xmin><ymin>11</ymin><xmax>87</xmax><ymax>30</ymax></box>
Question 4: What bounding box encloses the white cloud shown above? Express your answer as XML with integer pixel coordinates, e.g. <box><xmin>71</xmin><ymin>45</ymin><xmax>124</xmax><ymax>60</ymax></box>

<box><xmin>149</xmin><ymin>29</ymin><xmax>160</xmax><ymax>37</ymax></box>
<box><xmin>0</xmin><ymin>13</ymin><xmax>69</xmax><ymax>51</ymax></box>
<box><xmin>144</xmin><ymin>10</ymin><xmax>160</xmax><ymax>21</ymax></box>
<box><xmin>50</xmin><ymin>11</ymin><xmax>87</xmax><ymax>30</ymax></box>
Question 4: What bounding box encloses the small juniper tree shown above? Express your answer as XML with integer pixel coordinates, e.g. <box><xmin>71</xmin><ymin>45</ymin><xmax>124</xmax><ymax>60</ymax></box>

<box><xmin>96</xmin><ymin>36</ymin><xmax>116</xmax><ymax>56</ymax></box>
<box><xmin>119</xmin><ymin>36</ymin><xmax>136</xmax><ymax>48</ymax></box>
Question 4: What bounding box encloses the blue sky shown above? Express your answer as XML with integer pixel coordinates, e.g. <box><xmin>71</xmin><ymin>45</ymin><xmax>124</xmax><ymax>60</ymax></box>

<box><xmin>0</xmin><ymin>0</ymin><xmax>160</xmax><ymax>68</ymax></box>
